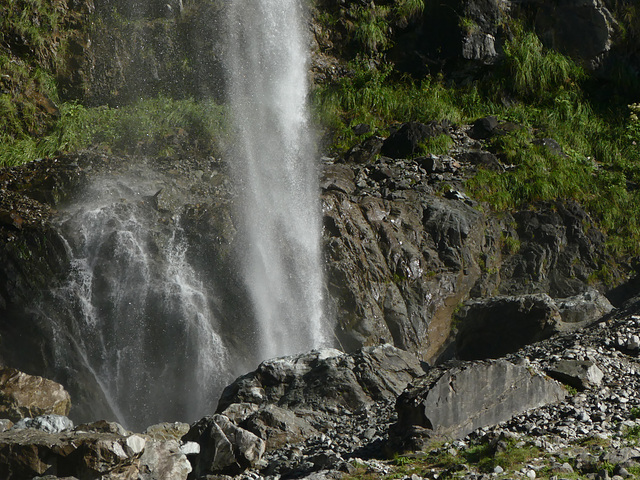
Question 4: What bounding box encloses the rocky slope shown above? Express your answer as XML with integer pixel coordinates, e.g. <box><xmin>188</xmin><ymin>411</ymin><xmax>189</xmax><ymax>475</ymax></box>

<box><xmin>2</xmin><ymin>0</ymin><xmax>640</xmax><ymax>478</ymax></box>
<box><xmin>2</xmin><ymin>298</ymin><xmax>640</xmax><ymax>479</ymax></box>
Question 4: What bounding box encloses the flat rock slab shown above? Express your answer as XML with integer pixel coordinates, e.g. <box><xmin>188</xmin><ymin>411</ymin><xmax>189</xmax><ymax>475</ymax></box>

<box><xmin>391</xmin><ymin>359</ymin><xmax>567</xmax><ymax>449</ymax></box>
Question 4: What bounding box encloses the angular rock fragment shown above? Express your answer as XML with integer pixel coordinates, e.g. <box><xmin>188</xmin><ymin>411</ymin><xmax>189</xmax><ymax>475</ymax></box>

<box><xmin>547</xmin><ymin>360</ymin><xmax>604</xmax><ymax>390</ymax></box>
<box><xmin>390</xmin><ymin>359</ymin><xmax>566</xmax><ymax>450</ymax></box>
<box><xmin>182</xmin><ymin>414</ymin><xmax>265</xmax><ymax>476</ymax></box>
<box><xmin>0</xmin><ymin>368</ymin><xmax>71</xmax><ymax>422</ymax></box>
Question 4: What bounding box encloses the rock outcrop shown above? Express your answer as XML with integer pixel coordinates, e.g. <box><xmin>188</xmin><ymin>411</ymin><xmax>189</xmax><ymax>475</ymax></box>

<box><xmin>323</xmin><ymin>121</ymin><xmax>615</xmax><ymax>363</ymax></box>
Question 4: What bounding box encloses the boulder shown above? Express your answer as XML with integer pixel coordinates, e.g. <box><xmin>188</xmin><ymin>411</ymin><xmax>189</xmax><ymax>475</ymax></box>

<box><xmin>345</xmin><ymin>136</ymin><xmax>384</xmax><ymax>164</ymax></box>
<box><xmin>528</xmin><ymin>0</ymin><xmax>616</xmax><ymax>68</ymax></box>
<box><xmin>237</xmin><ymin>404</ymin><xmax>318</xmax><ymax>451</ymax></box>
<box><xmin>0</xmin><ymin>428</ymin><xmax>146</xmax><ymax>479</ymax></box>
<box><xmin>391</xmin><ymin>359</ymin><xmax>567</xmax><ymax>450</ymax></box>
<box><xmin>182</xmin><ymin>414</ymin><xmax>265</xmax><ymax>476</ymax></box>
<box><xmin>555</xmin><ymin>288</ymin><xmax>613</xmax><ymax>329</ymax></box>
<box><xmin>216</xmin><ymin>346</ymin><xmax>426</xmax><ymax>414</ymax></box>
<box><xmin>13</xmin><ymin>414</ymin><xmax>74</xmax><ymax>433</ymax></box>
<box><xmin>381</xmin><ymin>122</ymin><xmax>444</xmax><ymax>159</ymax></box>
<box><xmin>455</xmin><ymin>290</ymin><xmax>613</xmax><ymax>360</ymax></box>
<box><xmin>137</xmin><ymin>438</ymin><xmax>192</xmax><ymax>480</ymax></box>
<box><xmin>214</xmin><ymin>346</ymin><xmax>426</xmax><ymax>452</ymax></box>
<box><xmin>547</xmin><ymin>360</ymin><xmax>604</xmax><ymax>390</ymax></box>
<box><xmin>0</xmin><ymin>368</ymin><xmax>71</xmax><ymax>422</ymax></box>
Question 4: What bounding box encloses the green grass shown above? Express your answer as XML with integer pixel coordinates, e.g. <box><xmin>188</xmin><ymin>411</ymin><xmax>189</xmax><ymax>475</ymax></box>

<box><xmin>312</xmin><ymin>61</ymin><xmax>488</xmax><ymax>151</ymax></box>
<box><xmin>312</xmin><ymin>21</ymin><xmax>640</xmax><ymax>260</ymax></box>
<box><xmin>0</xmin><ymin>97</ymin><xmax>229</xmax><ymax>167</ymax></box>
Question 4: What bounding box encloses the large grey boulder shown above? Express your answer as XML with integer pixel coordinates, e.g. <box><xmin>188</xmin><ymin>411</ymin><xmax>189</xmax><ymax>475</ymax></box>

<box><xmin>214</xmin><ymin>346</ymin><xmax>426</xmax><ymax>452</ymax></box>
<box><xmin>217</xmin><ymin>346</ymin><xmax>426</xmax><ymax>414</ymax></box>
<box><xmin>390</xmin><ymin>359</ymin><xmax>567</xmax><ymax>450</ymax></box>
<box><xmin>182</xmin><ymin>414</ymin><xmax>265</xmax><ymax>476</ymax></box>
<box><xmin>455</xmin><ymin>290</ymin><xmax>613</xmax><ymax>360</ymax></box>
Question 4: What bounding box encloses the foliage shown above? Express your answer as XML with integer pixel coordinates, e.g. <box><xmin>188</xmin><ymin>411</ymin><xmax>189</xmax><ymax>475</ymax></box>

<box><xmin>623</xmin><ymin>424</ymin><xmax>640</xmax><ymax>442</ymax></box>
<box><xmin>344</xmin><ymin>0</ymin><xmax>425</xmax><ymax>53</ymax></box>
<box><xmin>347</xmin><ymin>5</ymin><xmax>392</xmax><ymax>53</ymax></box>
<box><xmin>312</xmin><ymin>60</ymin><xmax>487</xmax><ymax>152</ymax></box>
<box><xmin>0</xmin><ymin>97</ymin><xmax>229</xmax><ymax>167</ymax></box>
<box><xmin>0</xmin><ymin>0</ymin><xmax>75</xmax><ymax>69</ymax></box>
<box><xmin>419</xmin><ymin>134</ymin><xmax>454</xmax><ymax>156</ymax></box>
<box><xmin>501</xmin><ymin>24</ymin><xmax>585</xmax><ymax>99</ymax></box>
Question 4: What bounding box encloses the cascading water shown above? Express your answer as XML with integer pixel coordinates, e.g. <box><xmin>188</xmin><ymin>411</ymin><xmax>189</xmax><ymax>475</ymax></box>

<box><xmin>225</xmin><ymin>0</ymin><xmax>330</xmax><ymax>359</ymax></box>
<box><xmin>30</xmin><ymin>174</ymin><xmax>231</xmax><ymax>430</ymax></box>
<box><xmin>4</xmin><ymin>0</ymin><xmax>331</xmax><ymax>430</ymax></box>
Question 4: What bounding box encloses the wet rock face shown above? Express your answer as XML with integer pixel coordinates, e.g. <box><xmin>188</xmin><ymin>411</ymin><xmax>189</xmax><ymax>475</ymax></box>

<box><xmin>60</xmin><ymin>0</ymin><xmax>227</xmax><ymax>105</ymax></box>
<box><xmin>391</xmin><ymin>359</ymin><xmax>567</xmax><ymax>450</ymax></box>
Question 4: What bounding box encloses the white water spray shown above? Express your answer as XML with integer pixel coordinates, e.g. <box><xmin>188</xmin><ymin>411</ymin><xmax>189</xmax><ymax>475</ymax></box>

<box><xmin>42</xmin><ymin>176</ymin><xmax>229</xmax><ymax>430</ymax></box>
<box><xmin>225</xmin><ymin>0</ymin><xmax>330</xmax><ymax>359</ymax></box>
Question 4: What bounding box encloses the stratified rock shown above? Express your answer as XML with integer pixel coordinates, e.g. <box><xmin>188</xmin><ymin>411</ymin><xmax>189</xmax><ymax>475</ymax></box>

<box><xmin>320</xmin><ymin>164</ymin><xmax>356</xmax><ymax>195</ymax></box>
<box><xmin>0</xmin><ymin>368</ymin><xmax>71</xmax><ymax>422</ymax></box>
<box><xmin>547</xmin><ymin>360</ymin><xmax>604</xmax><ymax>390</ymax></box>
<box><xmin>182</xmin><ymin>414</ymin><xmax>265</xmax><ymax>476</ymax></box>
<box><xmin>390</xmin><ymin>359</ymin><xmax>567</xmax><ymax>450</ymax></box>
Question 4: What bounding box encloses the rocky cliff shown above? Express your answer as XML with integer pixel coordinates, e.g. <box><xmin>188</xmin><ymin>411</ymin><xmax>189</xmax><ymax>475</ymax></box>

<box><xmin>1</xmin><ymin>0</ymin><xmax>640</xmax><ymax>477</ymax></box>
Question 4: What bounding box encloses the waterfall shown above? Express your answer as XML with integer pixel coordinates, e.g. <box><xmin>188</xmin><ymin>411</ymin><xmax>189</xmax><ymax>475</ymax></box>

<box><xmin>35</xmin><ymin>175</ymin><xmax>230</xmax><ymax>431</ymax></box>
<box><xmin>4</xmin><ymin>0</ymin><xmax>331</xmax><ymax>430</ymax></box>
<box><xmin>225</xmin><ymin>0</ymin><xmax>330</xmax><ymax>359</ymax></box>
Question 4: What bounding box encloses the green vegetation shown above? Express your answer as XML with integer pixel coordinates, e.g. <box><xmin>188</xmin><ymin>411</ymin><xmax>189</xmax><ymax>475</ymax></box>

<box><xmin>0</xmin><ymin>96</ymin><xmax>229</xmax><ymax>166</ymax></box>
<box><xmin>344</xmin><ymin>0</ymin><xmax>425</xmax><ymax>53</ymax></box>
<box><xmin>312</xmin><ymin>20</ymin><xmax>640</xmax><ymax>260</ymax></box>
<box><xmin>419</xmin><ymin>134</ymin><xmax>454</xmax><ymax>156</ymax></box>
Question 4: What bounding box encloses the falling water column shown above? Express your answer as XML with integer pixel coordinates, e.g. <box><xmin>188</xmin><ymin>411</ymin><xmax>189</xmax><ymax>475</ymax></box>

<box><xmin>225</xmin><ymin>0</ymin><xmax>329</xmax><ymax>359</ymax></box>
